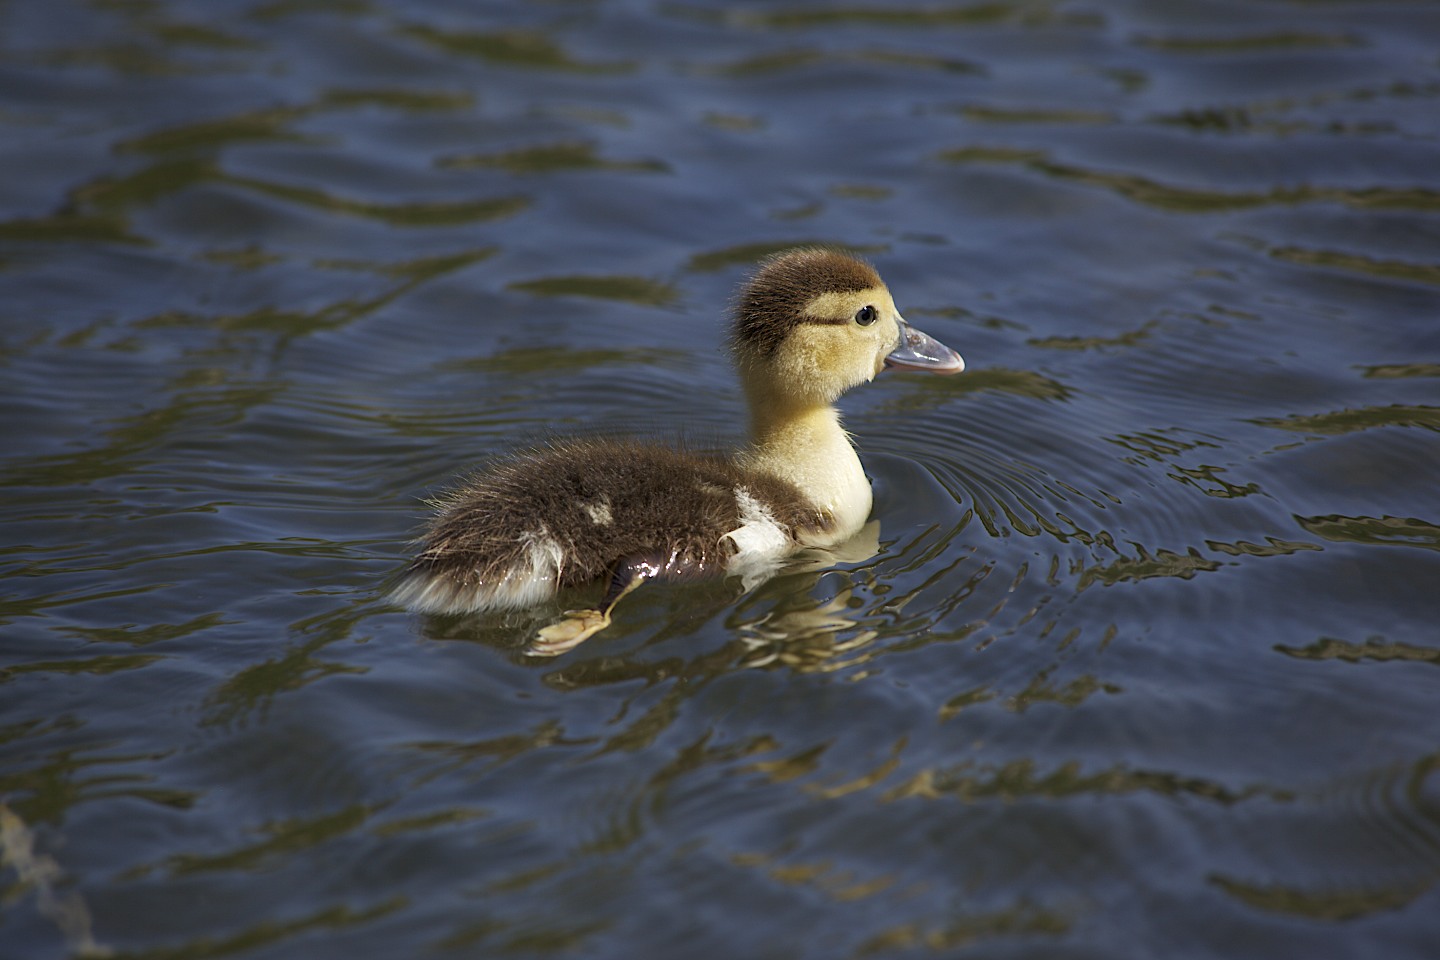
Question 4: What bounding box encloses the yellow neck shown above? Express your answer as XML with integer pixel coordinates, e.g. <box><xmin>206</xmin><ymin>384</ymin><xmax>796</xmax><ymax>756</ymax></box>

<box><xmin>739</xmin><ymin>389</ymin><xmax>872</xmax><ymax>544</ymax></box>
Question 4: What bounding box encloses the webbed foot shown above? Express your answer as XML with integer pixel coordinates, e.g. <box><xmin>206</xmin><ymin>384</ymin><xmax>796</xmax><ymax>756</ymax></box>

<box><xmin>528</xmin><ymin>608</ymin><xmax>611</xmax><ymax>657</ymax></box>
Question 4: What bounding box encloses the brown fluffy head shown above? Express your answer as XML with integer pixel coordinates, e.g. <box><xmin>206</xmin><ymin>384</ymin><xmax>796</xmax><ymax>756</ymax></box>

<box><xmin>731</xmin><ymin>248</ymin><xmax>885</xmax><ymax>359</ymax></box>
<box><xmin>728</xmin><ymin>248</ymin><xmax>908</xmax><ymax>408</ymax></box>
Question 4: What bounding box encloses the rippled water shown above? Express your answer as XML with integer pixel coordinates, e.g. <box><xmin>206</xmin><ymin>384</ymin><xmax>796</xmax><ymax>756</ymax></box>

<box><xmin>3</xmin><ymin>1</ymin><xmax>1439</xmax><ymax>957</ymax></box>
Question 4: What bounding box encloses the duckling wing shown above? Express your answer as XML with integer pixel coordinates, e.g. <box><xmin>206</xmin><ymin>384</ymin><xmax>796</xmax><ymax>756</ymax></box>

<box><xmin>392</xmin><ymin>438</ymin><xmax>821</xmax><ymax>616</ymax></box>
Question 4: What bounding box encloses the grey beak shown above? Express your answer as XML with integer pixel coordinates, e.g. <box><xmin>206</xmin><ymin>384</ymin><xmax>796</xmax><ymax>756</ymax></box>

<box><xmin>884</xmin><ymin>319</ymin><xmax>965</xmax><ymax>374</ymax></box>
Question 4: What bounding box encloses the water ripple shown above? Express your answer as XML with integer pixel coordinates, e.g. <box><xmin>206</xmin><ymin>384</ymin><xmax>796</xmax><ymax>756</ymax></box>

<box><xmin>935</xmin><ymin>147</ymin><xmax>1440</xmax><ymax>214</ymax></box>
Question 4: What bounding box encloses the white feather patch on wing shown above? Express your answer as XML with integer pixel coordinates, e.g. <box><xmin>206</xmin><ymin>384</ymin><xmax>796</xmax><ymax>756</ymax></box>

<box><xmin>724</xmin><ymin>487</ymin><xmax>791</xmax><ymax>577</ymax></box>
<box><xmin>583</xmin><ymin>497</ymin><xmax>613</xmax><ymax>526</ymax></box>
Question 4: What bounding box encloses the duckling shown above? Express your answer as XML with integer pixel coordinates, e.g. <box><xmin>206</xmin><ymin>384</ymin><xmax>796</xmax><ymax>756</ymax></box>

<box><xmin>393</xmin><ymin>248</ymin><xmax>964</xmax><ymax>654</ymax></box>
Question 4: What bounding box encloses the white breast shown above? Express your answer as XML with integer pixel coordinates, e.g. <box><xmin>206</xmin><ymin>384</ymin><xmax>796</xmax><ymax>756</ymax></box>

<box><xmin>739</xmin><ymin>406</ymin><xmax>872</xmax><ymax>548</ymax></box>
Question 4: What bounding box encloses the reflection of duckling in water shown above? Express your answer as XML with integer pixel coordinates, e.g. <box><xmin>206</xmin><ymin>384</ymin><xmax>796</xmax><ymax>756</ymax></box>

<box><xmin>393</xmin><ymin>249</ymin><xmax>965</xmax><ymax>654</ymax></box>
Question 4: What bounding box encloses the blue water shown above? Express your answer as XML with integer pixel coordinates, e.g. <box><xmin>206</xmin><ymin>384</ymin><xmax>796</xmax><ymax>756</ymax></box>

<box><xmin>2</xmin><ymin>1</ymin><xmax>1439</xmax><ymax>957</ymax></box>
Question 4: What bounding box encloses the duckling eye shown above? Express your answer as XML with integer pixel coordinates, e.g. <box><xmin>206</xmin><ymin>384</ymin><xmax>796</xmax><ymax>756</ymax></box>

<box><xmin>854</xmin><ymin>305</ymin><xmax>877</xmax><ymax>326</ymax></box>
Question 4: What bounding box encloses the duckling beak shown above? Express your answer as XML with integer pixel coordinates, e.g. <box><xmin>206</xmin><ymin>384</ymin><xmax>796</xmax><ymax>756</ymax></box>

<box><xmin>885</xmin><ymin>318</ymin><xmax>965</xmax><ymax>374</ymax></box>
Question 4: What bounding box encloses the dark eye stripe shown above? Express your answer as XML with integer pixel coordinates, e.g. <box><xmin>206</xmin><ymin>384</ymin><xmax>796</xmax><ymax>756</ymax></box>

<box><xmin>797</xmin><ymin>316</ymin><xmax>853</xmax><ymax>326</ymax></box>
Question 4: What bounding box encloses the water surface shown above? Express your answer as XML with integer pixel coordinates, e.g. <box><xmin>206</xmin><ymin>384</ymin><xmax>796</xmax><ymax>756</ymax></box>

<box><xmin>3</xmin><ymin>1</ymin><xmax>1439</xmax><ymax>957</ymax></box>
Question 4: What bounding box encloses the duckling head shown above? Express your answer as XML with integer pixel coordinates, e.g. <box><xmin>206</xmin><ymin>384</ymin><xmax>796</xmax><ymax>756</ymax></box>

<box><xmin>731</xmin><ymin>248</ymin><xmax>964</xmax><ymax>409</ymax></box>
